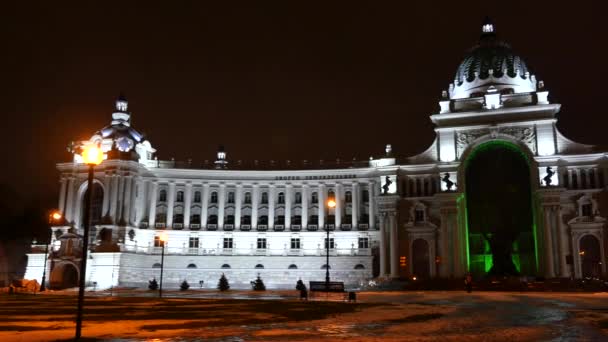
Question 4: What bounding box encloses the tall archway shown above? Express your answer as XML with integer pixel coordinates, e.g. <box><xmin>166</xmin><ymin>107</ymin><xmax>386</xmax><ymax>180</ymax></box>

<box><xmin>50</xmin><ymin>262</ymin><xmax>79</xmax><ymax>289</ymax></box>
<box><xmin>580</xmin><ymin>235</ymin><xmax>601</xmax><ymax>278</ymax></box>
<box><xmin>465</xmin><ymin>141</ymin><xmax>536</xmax><ymax>276</ymax></box>
<box><xmin>412</xmin><ymin>239</ymin><xmax>430</xmax><ymax>279</ymax></box>
<box><xmin>83</xmin><ymin>183</ymin><xmax>104</xmax><ymax>225</ymax></box>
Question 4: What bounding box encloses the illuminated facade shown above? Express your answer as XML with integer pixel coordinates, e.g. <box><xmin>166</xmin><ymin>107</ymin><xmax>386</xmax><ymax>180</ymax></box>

<box><xmin>26</xmin><ymin>20</ymin><xmax>608</xmax><ymax>289</ymax></box>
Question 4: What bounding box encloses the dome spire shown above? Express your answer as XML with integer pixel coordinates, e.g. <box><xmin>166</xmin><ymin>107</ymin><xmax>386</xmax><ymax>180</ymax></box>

<box><xmin>482</xmin><ymin>16</ymin><xmax>495</xmax><ymax>34</ymax></box>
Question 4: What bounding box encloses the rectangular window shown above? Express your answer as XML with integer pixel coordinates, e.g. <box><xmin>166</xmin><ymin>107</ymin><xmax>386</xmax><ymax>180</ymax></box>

<box><xmin>154</xmin><ymin>236</ymin><xmax>165</xmax><ymax>247</ymax></box>
<box><xmin>358</xmin><ymin>237</ymin><xmax>369</xmax><ymax>249</ymax></box>
<box><xmin>290</xmin><ymin>238</ymin><xmax>301</xmax><ymax>249</ymax></box>
<box><xmin>223</xmin><ymin>238</ymin><xmax>233</xmax><ymax>249</ymax></box>
<box><xmin>257</xmin><ymin>238</ymin><xmax>267</xmax><ymax>249</ymax></box>
<box><xmin>189</xmin><ymin>237</ymin><xmax>199</xmax><ymax>249</ymax></box>
<box><xmin>324</xmin><ymin>238</ymin><xmax>335</xmax><ymax>249</ymax></box>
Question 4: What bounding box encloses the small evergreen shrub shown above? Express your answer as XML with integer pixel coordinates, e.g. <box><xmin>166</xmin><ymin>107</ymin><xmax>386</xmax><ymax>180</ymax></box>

<box><xmin>296</xmin><ymin>279</ymin><xmax>306</xmax><ymax>291</ymax></box>
<box><xmin>218</xmin><ymin>273</ymin><xmax>230</xmax><ymax>291</ymax></box>
<box><xmin>148</xmin><ymin>278</ymin><xmax>158</xmax><ymax>290</ymax></box>
<box><xmin>252</xmin><ymin>275</ymin><xmax>266</xmax><ymax>291</ymax></box>
<box><xmin>180</xmin><ymin>280</ymin><xmax>190</xmax><ymax>291</ymax></box>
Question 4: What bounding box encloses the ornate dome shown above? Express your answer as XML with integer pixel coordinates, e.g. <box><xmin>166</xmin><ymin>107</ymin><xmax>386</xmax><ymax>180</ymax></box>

<box><xmin>449</xmin><ymin>19</ymin><xmax>538</xmax><ymax>99</ymax></box>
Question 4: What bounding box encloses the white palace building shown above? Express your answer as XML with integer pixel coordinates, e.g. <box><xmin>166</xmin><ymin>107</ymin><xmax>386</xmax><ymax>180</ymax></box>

<box><xmin>26</xmin><ymin>20</ymin><xmax>608</xmax><ymax>289</ymax></box>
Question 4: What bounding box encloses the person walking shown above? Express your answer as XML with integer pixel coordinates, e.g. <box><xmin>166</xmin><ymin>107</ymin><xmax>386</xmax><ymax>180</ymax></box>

<box><xmin>464</xmin><ymin>273</ymin><xmax>473</xmax><ymax>293</ymax></box>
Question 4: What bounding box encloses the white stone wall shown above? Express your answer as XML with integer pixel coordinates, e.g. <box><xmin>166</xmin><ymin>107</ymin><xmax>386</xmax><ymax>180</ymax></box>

<box><xmin>91</xmin><ymin>253</ymin><xmax>372</xmax><ymax>289</ymax></box>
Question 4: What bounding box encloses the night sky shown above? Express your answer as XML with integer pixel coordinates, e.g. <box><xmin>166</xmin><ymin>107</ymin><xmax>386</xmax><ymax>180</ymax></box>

<box><xmin>2</xmin><ymin>1</ymin><xmax>608</xmax><ymax>208</ymax></box>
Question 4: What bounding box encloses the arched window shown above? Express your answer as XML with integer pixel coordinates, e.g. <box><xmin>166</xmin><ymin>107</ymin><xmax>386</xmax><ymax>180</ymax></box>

<box><xmin>328</xmin><ymin>190</ymin><xmax>335</xmax><ymax>200</ymax></box>
<box><xmin>194</xmin><ymin>191</ymin><xmax>201</xmax><ymax>203</ymax></box>
<box><xmin>244</xmin><ymin>192</ymin><xmax>252</xmax><ymax>204</ymax></box>
<box><xmin>354</xmin><ymin>264</ymin><xmax>365</xmax><ymax>270</ymax></box>
<box><xmin>152</xmin><ymin>263</ymin><xmax>162</xmax><ymax>268</ymax></box>
<box><xmin>278</xmin><ymin>192</ymin><xmax>285</xmax><ymax>204</ymax></box>
<box><xmin>321</xmin><ymin>264</ymin><xmax>331</xmax><ymax>269</ymax></box>
<box><xmin>159</xmin><ymin>189</ymin><xmax>167</xmax><ymax>202</ymax></box>
<box><xmin>261</xmin><ymin>192</ymin><xmax>268</xmax><ymax>204</ymax></box>
<box><xmin>345</xmin><ymin>191</ymin><xmax>352</xmax><ymax>203</ymax></box>
<box><xmin>295</xmin><ymin>192</ymin><xmax>302</xmax><ymax>204</ymax></box>
<box><xmin>228</xmin><ymin>192</ymin><xmax>235</xmax><ymax>204</ymax></box>
<box><xmin>221</xmin><ymin>264</ymin><xmax>231</xmax><ymax>269</ymax></box>
<box><xmin>288</xmin><ymin>264</ymin><xmax>298</xmax><ymax>269</ymax></box>
<box><xmin>176</xmin><ymin>191</ymin><xmax>184</xmax><ymax>202</ymax></box>
<box><xmin>187</xmin><ymin>263</ymin><xmax>197</xmax><ymax>269</ymax></box>
<box><xmin>84</xmin><ymin>183</ymin><xmax>104</xmax><ymax>225</ymax></box>
<box><xmin>255</xmin><ymin>264</ymin><xmax>264</xmax><ymax>269</ymax></box>
<box><xmin>312</xmin><ymin>192</ymin><xmax>318</xmax><ymax>204</ymax></box>
<box><xmin>211</xmin><ymin>191</ymin><xmax>218</xmax><ymax>203</ymax></box>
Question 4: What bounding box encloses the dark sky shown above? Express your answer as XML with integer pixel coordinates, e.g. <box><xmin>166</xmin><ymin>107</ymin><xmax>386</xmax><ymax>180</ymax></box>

<box><xmin>2</xmin><ymin>1</ymin><xmax>608</xmax><ymax>207</ymax></box>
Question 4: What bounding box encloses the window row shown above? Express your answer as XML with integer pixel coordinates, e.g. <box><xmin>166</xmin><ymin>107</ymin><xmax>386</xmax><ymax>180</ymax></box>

<box><xmin>158</xmin><ymin>189</ymin><xmax>370</xmax><ymax>204</ymax></box>
<box><xmin>155</xmin><ymin>213</ymin><xmax>371</xmax><ymax>225</ymax></box>
<box><xmin>155</xmin><ymin>236</ymin><xmax>369</xmax><ymax>250</ymax></box>
<box><xmin>151</xmin><ymin>263</ymin><xmax>366</xmax><ymax>270</ymax></box>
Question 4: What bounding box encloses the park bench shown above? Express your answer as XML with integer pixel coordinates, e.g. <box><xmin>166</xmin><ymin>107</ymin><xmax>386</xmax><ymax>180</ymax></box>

<box><xmin>308</xmin><ymin>281</ymin><xmax>356</xmax><ymax>301</ymax></box>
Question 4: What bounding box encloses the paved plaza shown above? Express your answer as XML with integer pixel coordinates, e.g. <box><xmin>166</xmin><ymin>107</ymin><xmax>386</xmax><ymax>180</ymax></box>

<box><xmin>1</xmin><ymin>290</ymin><xmax>608</xmax><ymax>341</ymax></box>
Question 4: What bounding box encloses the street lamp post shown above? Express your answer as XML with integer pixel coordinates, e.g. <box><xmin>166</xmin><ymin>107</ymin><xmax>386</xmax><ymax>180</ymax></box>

<box><xmin>159</xmin><ymin>233</ymin><xmax>167</xmax><ymax>298</ymax></box>
<box><xmin>75</xmin><ymin>144</ymin><xmax>103</xmax><ymax>340</ymax></box>
<box><xmin>326</xmin><ymin>197</ymin><xmax>336</xmax><ymax>290</ymax></box>
<box><xmin>40</xmin><ymin>211</ymin><xmax>62</xmax><ymax>292</ymax></box>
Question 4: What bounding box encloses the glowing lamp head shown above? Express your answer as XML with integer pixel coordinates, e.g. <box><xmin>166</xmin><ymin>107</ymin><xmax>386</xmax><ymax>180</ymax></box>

<box><xmin>327</xmin><ymin>199</ymin><xmax>336</xmax><ymax>209</ymax></box>
<box><xmin>82</xmin><ymin>145</ymin><xmax>104</xmax><ymax>165</ymax></box>
<box><xmin>159</xmin><ymin>233</ymin><xmax>168</xmax><ymax>243</ymax></box>
<box><xmin>51</xmin><ymin>212</ymin><xmax>62</xmax><ymax>221</ymax></box>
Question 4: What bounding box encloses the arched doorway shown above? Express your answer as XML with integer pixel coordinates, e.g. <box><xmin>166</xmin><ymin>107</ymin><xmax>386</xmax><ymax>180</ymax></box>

<box><xmin>412</xmin><ymin>239</ymin><xmax>430</xmax><ymax>279</ymax></box>
<box><xmin>50</xmin><ymin>262</ymin><xmax>79</xmax><ymax>289</ymax></box>
<box><xmin>580</xmin><ymin>235</ymin><xmax>601</xmax><ymax>278</ymax></box>
<box><xmin>465</xmin><ymin>141</ymin><xmax>536</xmax><ymax>276</ymax></box>
<box><xmin>82</xmin><ymin>183</ymin><xmax>104</xmax><ymax>225</ymax></box>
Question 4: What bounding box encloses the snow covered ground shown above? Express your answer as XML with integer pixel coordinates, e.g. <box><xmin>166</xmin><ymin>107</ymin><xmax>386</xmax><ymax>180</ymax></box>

<box><xmin>1</xmin><ymin>290</ymin><xmax>607</xmax><ymax>341</ymax></box>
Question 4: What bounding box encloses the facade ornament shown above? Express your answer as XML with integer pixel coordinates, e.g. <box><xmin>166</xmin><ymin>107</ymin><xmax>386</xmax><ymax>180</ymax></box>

<box><xmin>499</xmin><ymin>126</ymin><xmax>537</xmax><ymax>154</ymax></box>
<box><xmin>442</xmin><ymin>173</ymin><xmax>455</xmax><ymax>191</ymax></box>
<box><xmin>381</xmin><ymin>175</ymin><xmax>393</xmax><ymax>194</ymax></box>
<box><xmin>543</xmin><ymin>167</ymin><xmax>555</xmax><ymax>186</ymax></box>
<box><xmin>456</xmin><ymin>129</ymin><xmax>488</xmax><ymax>158</ymax></box>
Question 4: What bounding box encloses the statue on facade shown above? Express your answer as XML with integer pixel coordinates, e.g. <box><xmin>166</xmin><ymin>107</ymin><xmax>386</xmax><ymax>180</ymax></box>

<box><xmin>442</xmin><ymin>173</ymin><xmax>454</xmax><ymax>191</ymax></box>
<box><xmin>543</xmin><ymin>167</ymin><xmax>555</xmax><ymax>186</ymax></box>
<box><xmin>382</xmin><ymin>176</ymin><xmax>392</xmax><ymax>194</ymax></box>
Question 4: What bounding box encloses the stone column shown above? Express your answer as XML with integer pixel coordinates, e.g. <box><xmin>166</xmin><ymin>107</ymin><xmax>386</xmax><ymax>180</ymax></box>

<box><xmin>252</xmin><ymin>184</ymin><xmax>259</xmax><ymax>229</ymax></box>
<box><xmin>58</xmin><ymin>178</ymin><xmax>67</xmax><ymax>215</ymax></box>
<box><xmin>319</xmin><ymin>184</ymin><xmax>326</xmax><ymax>228</ymax></box>
<box><xmin>109</xmin><ymin>175</ymin><xmax>119</xmax><ymax>221</ymax></box>
<box><xmin>302</xmin><ymin>185</ymin><xmax>309</xmax><ymax>228</ymax></box>
<box><xmin>218</xmin><ymin>184</ymin><xmax>226</xmax><ymax>228</ymax></box>
<box><xmin>335</xmin><ymin>183</ymin><xmax>342</xmax><ymax>228</ymax></box>
<box><xmin>123</xmin><ymin>176</ymin><xmax>133</xmax><ymax>224</ymax></box>
<box><xmin>368</xmin><ymin>181</ymin><xmax>375</xmax><ymax>229</ymax></box>
<box><xmin>352</xmin><ymin>182</ymin><xmax>359</xmax><ymax>229</ymax></box>
<box><xmin>389</xmin><ymin>213</ymin><xmax>399</xmax><ymax>278</ymax></box>
<box><xmin>135</xmin><ymin>179</ymin><xmax>146</xmax><ymax>224</ymax></box>
<box><xmin>568</xmin><ymin>169</ymin><xmax>573</xmax><ymax>189</ymax></box>
<box><xmin>184</xmin><ymin>183</ymin><xmax>192</xmax><ymax>228</ymax></box>
<box><xmin>557</xmin><ymin>206</ymin><xmax>570</xmax><ymax>277</ymax></box>
<box><xmin>65</xmin><ymin>177</ymin><xmax>75</xmax><ymax>223</ymax></box>
<box><xmin>148</xmin><ymin>182</ymin><xmax>158</xmax><ymax>226</ymax></box>
<box><xmin>116</xmin><ymin>176</ymin><xmax>125</xmax><ymax>223</ymax></box>
<box><xmin>543</xmin><ymin>206</ymin><xmax>555</xmax><ymax>277</ymax></box>
<box><xmin>269</xmin><ymin>185</ymin><xmax>275</xmax><ymax>228</ymax></box>
<box><xmin>166</xmin><ymin>182</ymin><xmax>176</xmax><ymax>228</ymax></box>
<box><xmin>235</xmin><ymin>184</ymin><xmax>242</xmax><ymax>229</ymax></box>
<box><xmin>285</xmin><ymin>184</ymin><xmax>292</xmax><ymax>228</ymax></box>
<box><xmin>100</xmin><ymin>175</ymin><xmax>110</xmax><ymax>217</ymax></box>
<box><xmin>201</xmin><ymin>184</ymin><xmax>209</xmax><ymax>227</ymax></box>
<box><xmin>379</xmin><ymin>214</ymin><xmax>387</xmax><ymax>276</ymax></box>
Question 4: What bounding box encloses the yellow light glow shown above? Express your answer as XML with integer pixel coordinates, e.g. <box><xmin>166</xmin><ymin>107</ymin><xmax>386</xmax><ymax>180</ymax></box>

<box><xmin>159</xmin><ymin>233</ymin><xmax>168</xmax><ymax>242</ymax></box>
<box><xmin>82</xmin><ymin>144</ymin><xmax>104</xmax><ymax>165</ymax></box>
<box><xmin>412</xmin><ymin>276</ymin><xmax>417</xmax><ymax>281</ymax></box>
<box><xmin>51</xmin><ymin>212</ymin><xmax>62</xmax><ymax>221</ymax></box>
<box><xmin>327</xmin><ymin>199</ymin><xmax>336</xmax><ymax>208</ymax></box>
